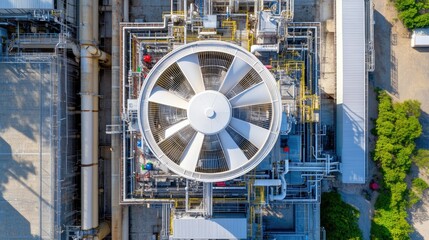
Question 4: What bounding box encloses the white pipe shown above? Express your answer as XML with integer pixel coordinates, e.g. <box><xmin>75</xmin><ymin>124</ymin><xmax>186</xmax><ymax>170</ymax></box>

<box><xmin>184</xmin><ymin>0</ymin><xmax>188</xmax><ymax>43</ymax></box>
<box><xmin>122</xmin><ymin>206</ymin><xmax>129</xmax><ymax>240</ymax></box>
<box><xmin>121</xmin><ymin>18</ymin><xmax>170</xmax><ymax>116</ymax></box>
<box><xmin>93</xmin><ymin>0</ymin><xmax>99</xmax><ymax>45</ymax></box>
<box><xmin>85</xmin><ymin>45</ymin><xmax>111</xmax><ymax>65</ymax></box>
<box><xmin>190</xmin><ymin>3</ymin><xmax>194</xmax><ymax>22</ymax></box>
<box><xmin>185</xmin><ymin>179</ymin><xmax>189</xmax><ymax>212</ymax></box>
<box><xmin>124</xmin><ymin>0</ymin><xmax>129</xmax><ymax>22</ymax></box>
<box><xmin>184</xmin><ymin>0</ymin><xmax>187</xmax><ymax>22</ymax></box>
<box><xmin>250</xmin><ymin>44</ymin><xmax>279</xmax><ymax>54</ymax></box>
<box><xmin>269</xmin><ymin>162</ymin><xmax>288</xmax><ymax>201</ymax></box>
<box><xmin>67</xmin><ymin>41</ymin><xmax>81</xmax><ymax>58</ymax></box>
<box><xmin>80</xmin><ymin>0</ymin><xmax>98</xmax><ymax>231</ymax></box>
<box><xmin>254</xmin><ymin>179</ymin><xmax>282</xmax><ymax>186</ymax></box>
<box><xmin>80</xmin><ymin>0</ymin><xmax>111</xmax><ymax>236</ymax></box>
<box><xmin>92</xmin><ymin>9</ymin><xmax>100</xmax><ymax>232</ymax></box>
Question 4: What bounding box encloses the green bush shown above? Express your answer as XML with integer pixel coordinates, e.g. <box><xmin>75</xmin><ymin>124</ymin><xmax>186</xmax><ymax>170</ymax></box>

<box><xmin>407</xmin><ymin>178</ymin><xmax>428</xmax><ymax>207</ymax></box>
<box><xmin>394</xmin><ymin>0</ymin><xmax>429</xmax><ymax>29</ymax></box>
<box><xmin>412</xmin><ymin>178</ymin><xmax>428</xmax><ymax>194</ymax></box>
<box><xmin>412</xmin><ymin>149</ymin><xmax>429</xmax><ymax>170</ymax></box>
<box><xmin>408</xmin><ymin>189</ymin><xmax>420</xmax><ymax>206</ymax></box>
<box><xmin>371</xmin><ymin>91</ymin><xmax>422</xmax><ymax>239</ymax></box>
<box><xmin>321</xmin><ymin>192</ymin><xmax>362</xmax><ymax>240</ymax></box>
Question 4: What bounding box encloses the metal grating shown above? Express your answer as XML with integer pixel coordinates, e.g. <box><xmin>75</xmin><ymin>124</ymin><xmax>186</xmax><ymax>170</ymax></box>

<box><xmin>225</xmin><ymin>126</ymin><xmax>259</xmax><ymax>159</ymax></box>
<box><xmin>225</xmin><ymin>68</ymin><xmax>262</xmax><ymax>99</ymax></box>
<box><xmin>156</xmin><ymin>63</ymin><xmax>195</xmax><ymax>100</ymax></box>
<box><xmin>198</xmin><ymin>51</ymin><xmax>234</xmax><ymax>90</ymax></box>
<box><xmin>232</xmin><ymin>103</ymin><xmax>272</xmax><ymax>129</ymax></box>
<box><xmin>148</xmin><ymin>102</ymin><xmax>188</xmax><ymax>143</ymax></box>
<box><xmin>158</xmin><ymin>126</ymin><xmax>196</xmax><ymax>164</ymax></box>
<box><xmin>196</xmin><ymin>135</ymin><xmax>229</xmax><ymax>173</ymax></box>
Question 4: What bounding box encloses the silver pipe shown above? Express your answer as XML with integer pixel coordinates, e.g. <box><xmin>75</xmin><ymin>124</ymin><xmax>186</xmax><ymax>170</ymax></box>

<box><xmin>80</xmin><ymin>0</ymin><xmax>98</xmax><ymax>231</ymax></box>
<box><xmin>124</xmin><ymin>0</ymin><xmax>129</xmax><ymax>22</ymax></box>
<box><xmin>92</xmin><ymin>0</ymin><xmax>100</xmax><ymax>233</ymax></box>
<box><xmin>95</xmin><ymin>222</ymin><xmax>111</xmax><ymax>240</ymax></box>
<box><xmin>203</xmin><ymin>183</ymin><xmax>213</xmax><ymax>217</ymax></box>
<box><xmin>184</xmin><ymin>0</ymin><xmax>188</xmax><ymax>22</ymax></box>
<box><xmin>111</xmin><ymin>0</ymin><xmax>123</xmax><ymax>238</ymax></box>
<box><xmin>122</xmin><ymin>206</ymin><xmax>129</xmax><ymax>240</ymax></box>
<box><xmin>185</xmin><ymin>179</ymin><xmax>189</xmax><ymax>212</ymax></box>
<box><xmin>269</xmin><ymin>161</ymin><xmax>287</xmax><ymax>201</ymax></box>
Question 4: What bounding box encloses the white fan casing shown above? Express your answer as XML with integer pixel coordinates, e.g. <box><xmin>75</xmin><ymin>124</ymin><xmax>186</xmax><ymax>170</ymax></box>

<box><xmin>138</xmin><ymin>40</ymin><xmax>281</xmax><ymax>182</ymax></box>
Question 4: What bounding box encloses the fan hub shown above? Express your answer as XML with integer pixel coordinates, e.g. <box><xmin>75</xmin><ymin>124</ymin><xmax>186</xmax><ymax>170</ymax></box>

<box><xmin>187</xmin><ymin>91</ymin><xmax>231</xmax><ymax>135</ymax></box>
<box><xmin>204</xmin><ymin>108</ymin><xmax>215</xmax><ymax>118</ymax></box>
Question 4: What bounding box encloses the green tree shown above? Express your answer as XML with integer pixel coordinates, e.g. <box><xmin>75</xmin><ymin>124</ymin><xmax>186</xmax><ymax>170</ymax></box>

<box><xmin>321</xmin><ymin>192</ymin><xmax>362</xmax><ymax>240</ymax></box>
<box><xmin>371</xmin><ymin>91</ymin><xmax>422</xmax><ymax>239</ymax></box>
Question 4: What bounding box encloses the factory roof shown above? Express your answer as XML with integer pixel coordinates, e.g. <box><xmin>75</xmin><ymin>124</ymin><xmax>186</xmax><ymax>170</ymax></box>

<box><xmin>172</xmin><ymin>217</ymin><xmax>247</xmax><ymax>239</ymax></box>
<box><xmin>336</xmin><ymin>0</ymin><xmax>367</xmax><ymax>184</ymax></box>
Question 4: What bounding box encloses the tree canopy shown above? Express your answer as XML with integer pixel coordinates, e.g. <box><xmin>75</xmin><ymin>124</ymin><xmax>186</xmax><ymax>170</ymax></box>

<box><xmin>395</xmin><ymin>0</ymin><xmax>429</xmax><ymax>29</ymax></box>
<box><xmin>321</xmin><ymin>192</ymin><xmax>362</xmax><ymax>240</ymax></box>
<box><xmin>371</xmin><ymin>91</ymin><xmax>422</xmax><ymax>239</ymax></box>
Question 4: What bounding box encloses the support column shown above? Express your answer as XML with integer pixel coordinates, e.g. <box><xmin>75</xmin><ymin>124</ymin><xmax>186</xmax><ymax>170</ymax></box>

<box><xmin>111</xmin><ymin>0</ymin><xmax>123</xmax><ymax>239</ymax></box>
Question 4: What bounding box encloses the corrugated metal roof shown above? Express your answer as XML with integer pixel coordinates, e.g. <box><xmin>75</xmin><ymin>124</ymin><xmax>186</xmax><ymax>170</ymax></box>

<box><xmin>172</xmin><ymin>217</ymin><xmax>247</xmax><ymax>239</ymax></box>
<box><xmin>412</xmin><ymin>28</ymin><xmax>429</xmax><ymax>47</ymax></box>
<box><xmin>0</xmin><ymin>0</ymin><xmax>54</xmax><ymax>9</ymax></box>
<box><xmin>336</xmin><ymin>0</ymin><xmax>367</xmax><ymax>183</ymax></box>
<box><xmin>414</xmin><ymin>28</ymin><xmax>429</xmax><ymax>36</ymax></box>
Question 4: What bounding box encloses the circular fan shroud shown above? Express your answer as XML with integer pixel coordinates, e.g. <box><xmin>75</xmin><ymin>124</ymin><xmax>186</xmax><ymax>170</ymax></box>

<box><xmin>138</xmin><ymin>40</ymin><xmax>281</xmax><ymax>182</ymax></box>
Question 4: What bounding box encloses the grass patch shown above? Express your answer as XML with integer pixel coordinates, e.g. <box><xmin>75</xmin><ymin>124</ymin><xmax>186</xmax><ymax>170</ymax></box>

<box><xmin>321</xmin><ymin>192</ymin><xmax>362</xmax><ymax>240</ymax></box>
<box><xmin>412</xmin><ymin>178</ymin><xmax>429</xmax><ymax>194</ymax></box>
<box><xmin>408</xmin><ymin>178</ymin><xmax>429</xmax><ymax>207</ymax></box>
<box><xmin>412</xmin><ymin>149</ymin><xmax>429</xmax><ymax>171</ymax></box>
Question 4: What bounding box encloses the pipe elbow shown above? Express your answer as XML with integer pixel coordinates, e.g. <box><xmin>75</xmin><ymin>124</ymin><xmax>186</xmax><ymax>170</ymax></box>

<box><xmin>85</xmin><ymin>45</ymin><xmax>112</xmax><ymax>66</ymax></box>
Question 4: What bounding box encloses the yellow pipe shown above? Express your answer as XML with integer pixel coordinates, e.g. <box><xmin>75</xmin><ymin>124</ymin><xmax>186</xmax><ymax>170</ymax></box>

<box><xmin>259</xmin><ymin>186</ymin><xmax>265</xmax><ymax>204</ymax></box>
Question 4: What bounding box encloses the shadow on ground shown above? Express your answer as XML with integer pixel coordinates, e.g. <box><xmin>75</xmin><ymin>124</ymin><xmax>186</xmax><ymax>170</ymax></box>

<box><xmin>373</xmin><ymin>10</ymin><xmax>399</xmax><ymax>97</ymax></box>
<box><xmin>409</xmin><ymin>191</ymin><xmax>428</xmax><ymax>240</ymax></box>
<box><xmin>417</xmin><ymin>111</ymin><xmax>429</xmax><ymax>149</ymax></box>
<box><xmin>0</xmin><ymin>62</ymin><xmax>52</xmax><ymax>141</ymax></box>
<box><xmin>0</xmin><ymin>137</ymin><xmax>38</xmax><ymax>239</ymax></box>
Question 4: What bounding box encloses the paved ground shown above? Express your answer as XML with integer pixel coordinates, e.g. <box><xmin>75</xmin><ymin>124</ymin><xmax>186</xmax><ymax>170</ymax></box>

<box><xmin>373</xmin><ymin>0</ymin><xmax>429</xmax><ymax>149</ymax></box>
<box><xmin>340</xmin><ymin>190</ymin><xmax>373</xmax><ymax>240</ymax></box>
<box><xmin>0</xmin><ymin>60</ymin><xmax>54</xmax><ymax>239</ymax></box>
<box><xmin>372</xmin><ymin>0</ymin><xmax>429</xmax><ymax>239</ymax></box>
<box><xmin>408</xmin><ymin>165</ymin><xmax>429</xmax><ymax>240</ymax></box>
<box><xmin>130</xmin><ymin>205</ymin><xmax>163</xmax><ymax>240</ymax></box>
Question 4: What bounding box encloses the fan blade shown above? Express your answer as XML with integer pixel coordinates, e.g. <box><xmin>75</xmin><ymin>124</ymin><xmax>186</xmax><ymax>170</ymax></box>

<box><xmin>180</xmin><ymin>132</ymin><xmax>205</xmax><ymax>171</ymax></box>
<box><xmin>230</xmin><ymin>117</ymin><xmax>270</xmax><ymax>149</ymax></box>
<box><xmin>218</xmin><ymin>57</ymin><xmax>252</xmax><ymax>94</ymax></box>
<box><xmin>229</xmin><ymin>82</ymin><xmax>271</xmax><ymax>108</ymax></box>
<box><xmin>164</xmin><ymin>119</ymin><xmax>190</xmax><ymax>139</ymax></box>
<box><xmin>218</xmin><ymin>130</ymin><xmax>248</xmax><ymax>170</ymax></box>
<box><xmin>148</xmin><ymin>86</ymin><xmax>189</xmax><ymax>109</ymax></box>
<box><xmin>177</xmin><ymin>53</ymin><xmax>205</xmax><ymax>94</ymax></box>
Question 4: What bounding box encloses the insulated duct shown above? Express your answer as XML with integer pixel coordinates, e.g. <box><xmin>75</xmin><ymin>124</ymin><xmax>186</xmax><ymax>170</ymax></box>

<box><xmin>80</xmin><ymin>0</ymin><xmax>111</xmax><ymax>236</ymax></box>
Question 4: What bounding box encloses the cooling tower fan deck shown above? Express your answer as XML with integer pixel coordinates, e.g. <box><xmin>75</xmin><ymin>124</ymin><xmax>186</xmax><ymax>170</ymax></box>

<box><xmin>138</xmin><ymin>41</ymin><xmax>281</xmax><ymax>182</ymax></box>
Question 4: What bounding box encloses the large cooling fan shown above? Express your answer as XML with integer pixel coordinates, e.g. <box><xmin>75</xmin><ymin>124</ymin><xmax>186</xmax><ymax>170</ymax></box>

<box><xmin>138</xmin><ymin>41</ymin><xmax>281</xmax><ymax>182</ymax></box>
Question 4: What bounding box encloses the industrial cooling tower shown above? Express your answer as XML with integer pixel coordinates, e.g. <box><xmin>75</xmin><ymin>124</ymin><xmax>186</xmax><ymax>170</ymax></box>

<box><xmin>138</xmin><ymin>41</ymin><xmax>281</xmax><ymax>182</ymax></box>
